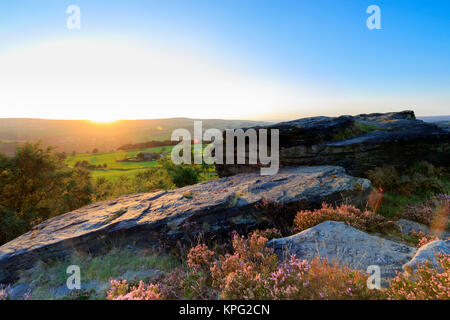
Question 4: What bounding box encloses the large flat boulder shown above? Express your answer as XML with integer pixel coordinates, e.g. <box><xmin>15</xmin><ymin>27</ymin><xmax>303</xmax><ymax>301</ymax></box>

<box><xmin>216</xmin><ymin>110</ymin><xmax>450</xmax><ymax>177</ymax></box>
<box><xmin>0</xmin><ymin>166</ymin><xmax>371</xmax><ymax>284</ymax></box>
<box><xmin>267</xmin><ymin>221</ymin><xmax>417</xmax><ymax>280</ymax></box>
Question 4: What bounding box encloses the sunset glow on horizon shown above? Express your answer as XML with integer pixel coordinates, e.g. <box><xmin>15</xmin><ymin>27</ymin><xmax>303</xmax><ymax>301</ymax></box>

<box><xmin>0</xmin><ymin>1</ymin><xmax>449</xmax><ymax>121</ymax></box>
<box><xmin>0</xmin><ymin>38</ymin><xmax>317</xmax><ymax>122</ymax></box>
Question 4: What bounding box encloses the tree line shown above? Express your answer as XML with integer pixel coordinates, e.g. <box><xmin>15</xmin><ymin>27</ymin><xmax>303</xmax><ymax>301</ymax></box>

<box><xmin>117</xmin><ymin>140</ymin><xmax>180</xmax><ymax>151</ymax></box>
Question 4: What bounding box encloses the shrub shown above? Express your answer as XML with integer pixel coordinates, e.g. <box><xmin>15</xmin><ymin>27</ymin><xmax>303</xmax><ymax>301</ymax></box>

<box><xmin>107</xmin><ymin>230</ymin><xmax>382</xmax><ymax>300</ymax></box>
<box><xmin>254</xmin><ymin>199</ymin><xmax>304</xmax><ymax>235</ymax></box>
<box><xmin>293</xmin><ymin>203</ymin><xmax>395</xmax><ymax>234</ymax></box>
<box><xmin>210</xmin><ymin>231</ymin><xmax>279</xmax><ymax>299</ymax></box>
<box><xmin>387</xmin><ymin>253</ymin><xmax>450</xmax><ymax>300</ymax></box>
<box><xmin>367</xmin><ymin>166</ymin><xmax>400</xmax><ymax>192</ymax></box>
<box><xmin>253</xmin><ymin>228</ymin><xmax>283</xmax><ymax>241</ymax></box>
<box><xmin>0</xmin><ymin>142</ymin><xmax>94</xmax><ymax>244</ymax></box>
<box><xmin>92</xmin><ymin>168</ymin><xmax>176</xmax><ymax>201</ymax></box>
<box><xmin>106</xmin><ymin>243</ymin><xmax>218</xmax><ymax>300</ymax></box>
<box><xmin>331</xmin><ymin>121</ymin><xmax>378</xmax><ymax>141</ymax></box>
<box><xmin>399</xmin><ymin>194</ymin><xmax>449</xmax><ymax>231</ymax></box>
<box><xmin>277</xmin><ymin>256</ymin><xmax>381</xmax><ymax>300</ymax></box>
<box><xmin>107</xmin><ymin>279</ymin><xmax>129</xmax><ymax>299</ymax></box>
<box><xmin>107</xmin><ymin>260</ymin><xmax>217</xmax><ymax>300</ymax></box>
<box><xmin>158</xmin><ymin>267</ymin><xmax>218</xmax><ymax>300</ymax></box>
<box><xmin>91</xmin><ymin>157</ymin><xmax>212</xmax><ymax>202</ymax></box>
<box><xmin>108</xmin><ymin>280</ymin><xmax>162</xmax><ymax>300</ymax></box>
<box><xmin>367</xmin><ymin>162</ymin><xmax>448</xmax><ymax>196</ymax></box>
<box><xmin>409</xmin><ymin>230</ymin><xmax>440</xmax><ymax>247</ymax></box>
<box><xmin>210</xmin><ymin>231</ymin><xmax>381</xmax><ymax>300</ymax></box>
<box><xmin>187</xmin><ymin>243</ymin><xmax>215</xmax><ymax>271</ymax></box>
<box><xmin>408</xmin><ymin>230</ymin><xmax>449</xmax><ymax>248</ymax></box>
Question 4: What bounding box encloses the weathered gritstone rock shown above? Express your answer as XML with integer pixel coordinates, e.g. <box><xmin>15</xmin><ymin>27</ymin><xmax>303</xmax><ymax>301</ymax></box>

<box><xmin>403</xmin><ymin>240</ymin><xmax>450</xmax><ymax>272</ymax></box>
<box><xmin>216</xmin><ymin>110</ymin><xmax>450</xmax><ymax>177</ymax></box>
<box><xmin>267</xmin><ymin>221</ymin><xmax>417</xmax><ymax>280</ymax></box>
<box><xmin>0</xmin><ymin>166</ymin><xmax>371</xmax><ymax>284</ymax></box>
<box><xmin>10</xmin><ymin>283</ymin><xmax>30</xmax><ymax>300</ymax></box>
<box><xmin>47</xmin><ymin>281</ymin><xmax>109</xmax><ymax>300</ymax></box>
<box><xmin>395</xmin><ymin>219</ymin><xmax>450</xmax><ymax>239</ymax></box>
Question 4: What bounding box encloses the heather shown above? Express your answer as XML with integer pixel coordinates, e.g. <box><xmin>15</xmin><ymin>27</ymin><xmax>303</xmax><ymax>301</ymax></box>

<box><xmin>399</xmin><ymin>194</ymin><xmax>449</xmax><ymax>231</ymax></box>
<box><xmin>387</xmin><ymin>253</ymin><xmax>450</xmax><ymax>300</ymax></box>
<box><xmin>293</xmin><ymin>203</ymin><xmax>396</xmax><ymax>234</ymax></box>
<box><xmin>409</xmin><ymin>230</ymin><xmax>440</xmax><ymax>247</ymax></box>
<box><xmin>107</xmin><ymin>230</ymin><xmax>383</xmax><ymax>300</ymax></box>
<box><xmin>106</xmin><ymin>235</ymin><xmax>450</xmax><ymax>300</ymax></box>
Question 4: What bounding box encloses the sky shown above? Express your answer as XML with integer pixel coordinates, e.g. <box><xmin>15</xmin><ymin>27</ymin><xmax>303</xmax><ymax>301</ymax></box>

<box><xmin>0</xmin><ymin>0</ymin><xmax>449</xmax><ymax>121</ymax></box>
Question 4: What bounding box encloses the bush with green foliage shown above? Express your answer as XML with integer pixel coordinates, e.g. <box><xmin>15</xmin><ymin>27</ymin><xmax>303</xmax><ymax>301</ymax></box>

<box><xmin>367</xmin><ymin>162</ymin><xmax>449</xmax><ymax>197</ymax></box>
<box><xmin>158</xmin><ymin>157</ymin><xmax>199</xmax><ymax>188</ymax></box>
<box><xmin>0</xmin><ymin>142</ymin><xmax>94</xmax><ymax>244</ymax></box>
<box><xmin>91</xmin><ymin>155</ymin><xmax>213</xmax><ymax>202</ymax></box>
<box><xmin>92</xmin><ymin>167</ymin><xmax>177</xmax><ymax>201</ymax></box>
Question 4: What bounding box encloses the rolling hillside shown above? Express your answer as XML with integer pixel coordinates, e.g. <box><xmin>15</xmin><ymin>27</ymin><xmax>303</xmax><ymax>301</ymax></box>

<box><xmin>0</xmin><ymin>118</ymin><xmax>269</xmax><ymax>155</ymax></box>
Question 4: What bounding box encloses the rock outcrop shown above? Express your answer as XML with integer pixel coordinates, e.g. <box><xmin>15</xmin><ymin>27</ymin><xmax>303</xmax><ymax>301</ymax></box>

<box><xmin>403</xmin><ymin>240</ymin><xmax>450</xmax><ymax>272</ymax></box>
<box><xmin>216</xmin><ymin>110</ymin><xmax>450</xmax><ymax>177</ymax></box>
<box><xmin>267</xmin><ymin>221</ymin><xmax>417</xmax><ymax>280</ymax></box>
<box><xmin>395</xmin><ymin>219</ymin><xmax>450</xmax><ymax>239</ymax></box>
<box><xmin>0</xmin><ymin>166</ymin><xmax>371</xmax><ymax>284</ymax></box>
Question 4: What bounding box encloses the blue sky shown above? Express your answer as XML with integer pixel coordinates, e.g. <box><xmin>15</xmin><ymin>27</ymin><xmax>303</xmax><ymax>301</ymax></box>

<box><xmin>0</xmin><ymin>0</ymin><xmax>448</xmax><ymax>120</ymax></box>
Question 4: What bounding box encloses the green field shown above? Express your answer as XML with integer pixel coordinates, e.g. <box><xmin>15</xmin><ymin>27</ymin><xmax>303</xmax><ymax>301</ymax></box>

<box><xmin>66</xmin><ymin>146</ymin><xmax>174</xmax><ymax>181</ymax></box>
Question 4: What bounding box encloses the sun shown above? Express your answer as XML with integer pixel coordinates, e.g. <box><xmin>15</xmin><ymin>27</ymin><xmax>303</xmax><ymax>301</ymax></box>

<box><xmin>89</xmin><ymin>117</ymin><xmax>119</xmax><ymax>124</ymax></box>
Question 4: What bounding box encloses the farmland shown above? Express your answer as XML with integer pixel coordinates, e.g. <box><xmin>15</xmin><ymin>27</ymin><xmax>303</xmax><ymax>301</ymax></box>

<box><xmin>66</xmin><ymin>146</ymin><xmax>174</xmax><ymax>181</ymax></box>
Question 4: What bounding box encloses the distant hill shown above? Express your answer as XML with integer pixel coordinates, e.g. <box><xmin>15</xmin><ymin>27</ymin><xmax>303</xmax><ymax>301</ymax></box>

<box><xmin>0</xmin><ymin>118</ymin><xmax>269</xmax><ymax>155</ymax></box>
<box><xmin>417</xmin><ymin>116</ymin><xmax>450</xmax><ymax>131</ymax></box>
<box><xmin>417</xmin><ymin>115</ymin><xmax>450</xmax><ymax>123</ymax></box>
